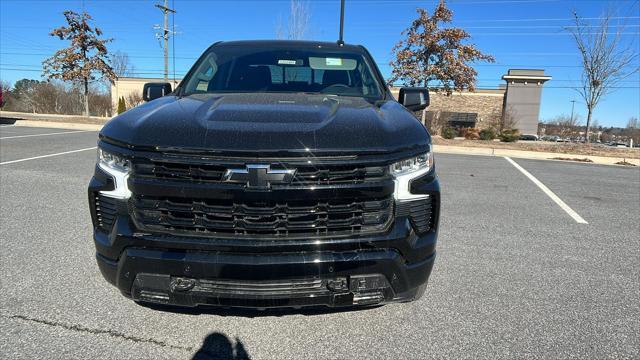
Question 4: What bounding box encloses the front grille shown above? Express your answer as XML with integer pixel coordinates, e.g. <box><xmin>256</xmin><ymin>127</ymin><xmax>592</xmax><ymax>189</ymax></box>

<box><xmin>92</xmin><ymin>194</ymin><xmax>118</xmax><ymax>232</ymax></box>
<box><xmin>133</xmin><ymin>160</ymin><xmax>388</xmax><ymax>186</ymax></box>
<box><xmin>396</xmin><ymin>197</ymin><xmax>435</xmax><ymax>234</ymax></box>
<box><xmin>130</xmin><ymin>195</ymin><xmax>394</xmax><ymax>238</ymax></box>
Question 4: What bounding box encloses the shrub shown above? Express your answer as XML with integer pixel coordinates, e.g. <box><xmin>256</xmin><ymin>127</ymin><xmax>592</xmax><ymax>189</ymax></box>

<box><xmin>479</xmin><ymin>128</ymin><xmax>497</xmax><ymax>140</ymax></box>
<box><xmin>460</xmin><ymin>127</ymin><xmax>480</xmax><ymax>140</ymax></box>
<box><xmin>117</xmin><ymin>97</ymin><xmax>126</xmax><ymax>114</ymax></box>
<box><xmin>442</xmin><ymin>127</ymin><xmax>456</xmax><ymax>139</ymax></box>
<box><xmin>499</xmin><ymin>128</ymin><xmax>520</xmax><ymax>142</ymax></box>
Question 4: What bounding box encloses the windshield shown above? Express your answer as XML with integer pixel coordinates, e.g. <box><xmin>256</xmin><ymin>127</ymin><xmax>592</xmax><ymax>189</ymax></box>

<box><xmin>181</xmin><ymin>45</ymin><xmax>384</xmax><ymax>99</ymax></box>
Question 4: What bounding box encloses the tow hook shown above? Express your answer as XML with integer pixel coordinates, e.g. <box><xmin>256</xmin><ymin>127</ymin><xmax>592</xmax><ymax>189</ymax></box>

<box><xmin>326</xmin><ymin>278</ymin><xmax>349</xmax><ymax>292</ymax></box>
<box><xmin>170</xmin><ymin>277</ymin><xmax>196</xmax><ymax>292</ymax></box>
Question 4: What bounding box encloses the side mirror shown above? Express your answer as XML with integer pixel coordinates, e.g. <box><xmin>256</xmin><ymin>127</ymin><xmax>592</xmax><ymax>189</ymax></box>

<box><xmin>143</xmin><ymin>82</ymin><xmax>172</xmax><ymax>102</ymax></box>
<box><xmin>399</xmin><ymin>87</ymin><xmax>429</xmax><ymax>111</ymax></box>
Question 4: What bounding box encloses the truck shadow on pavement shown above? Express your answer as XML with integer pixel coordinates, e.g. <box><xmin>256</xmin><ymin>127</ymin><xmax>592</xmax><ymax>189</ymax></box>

<box><xmin>192</xmin><ymin>332</ymin><xmax>250</xmax><ymax>360</ymax></box>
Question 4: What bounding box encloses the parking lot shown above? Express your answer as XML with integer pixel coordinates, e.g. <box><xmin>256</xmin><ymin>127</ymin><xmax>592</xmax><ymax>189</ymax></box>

<box><xmin>1</xmin><ymin>125</ymin><xmax>638</xmax><ymax>359</ymax></box>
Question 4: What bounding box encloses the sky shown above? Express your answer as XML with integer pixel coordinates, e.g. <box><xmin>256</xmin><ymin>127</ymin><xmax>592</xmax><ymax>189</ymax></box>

<box><xmin>1</xmin><ymin>0</ymin><xmax>639</xmax><ymax>127</ymax></box>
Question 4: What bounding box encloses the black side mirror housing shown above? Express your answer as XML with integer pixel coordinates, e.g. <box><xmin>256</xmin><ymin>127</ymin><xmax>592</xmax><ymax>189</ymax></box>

<box><xmin>143</xmin><ymin>82</ymin><xmax>172</xmax><ymax>102</ymax></box>
<box><xmin>399</xmin><ymin>87</ymin><xmax>430</xmax><ymax>111</ymax></box>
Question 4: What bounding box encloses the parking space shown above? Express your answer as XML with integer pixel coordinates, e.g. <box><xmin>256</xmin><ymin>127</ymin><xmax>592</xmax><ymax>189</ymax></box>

<box><xmin>0</xmin><ymin>126</ymin><xmax>98</xmax><ymax>163</ymax></box>
<box><xmin>0</xmin><ymin>124</ymin><xmax>88</xmax><ymax>137</ymax></box>
<box><xmin>1</xmin><ymin>126</ymin><xmax>638</xmax><ymax>359</ymax></box>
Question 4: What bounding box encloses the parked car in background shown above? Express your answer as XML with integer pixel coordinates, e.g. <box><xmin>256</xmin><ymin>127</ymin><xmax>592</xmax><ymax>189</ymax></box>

<box><xmin>519</xmin><ymin>134</ymin><xmax>539</xmax><ymax>141</ymax></box>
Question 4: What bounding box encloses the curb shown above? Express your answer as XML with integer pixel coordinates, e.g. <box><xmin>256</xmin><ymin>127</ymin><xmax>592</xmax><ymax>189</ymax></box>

<box><xmin>433</xmin><ymin>145</ymin><xmax>640</xmax><ymax>167</ymax></box>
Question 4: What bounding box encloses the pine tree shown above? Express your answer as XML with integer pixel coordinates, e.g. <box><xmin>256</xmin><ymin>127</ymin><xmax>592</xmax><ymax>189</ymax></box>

<box><xmin>43</xmin><ymin>10</ymin><xmax>116</xmax><ymax>116</ymax></box>
<box><xmin>117</xmin><ymin>97</ymin><xmax>126</xmax><ymax>114</ymax></box>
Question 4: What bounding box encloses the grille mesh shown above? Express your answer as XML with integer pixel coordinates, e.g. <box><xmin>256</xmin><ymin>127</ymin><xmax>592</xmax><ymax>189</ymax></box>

<box><xmin>131</xmin><ymin>195</ymin><xmax>394</xmax><ymax>238</ymax></box>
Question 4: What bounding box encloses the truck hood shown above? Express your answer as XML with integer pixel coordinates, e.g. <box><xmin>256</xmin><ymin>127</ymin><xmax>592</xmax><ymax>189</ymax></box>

<box><xmin>101</xmin><ymin>93</ymin><xmax>430</xmax><ymax>155</ymax></box>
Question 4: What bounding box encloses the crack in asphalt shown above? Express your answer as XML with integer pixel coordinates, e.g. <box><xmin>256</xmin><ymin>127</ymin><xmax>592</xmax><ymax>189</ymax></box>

<box><xmin>4</xmin><ymin>313</ymin><xmax>194</xmax><ymax>352</ymax></box>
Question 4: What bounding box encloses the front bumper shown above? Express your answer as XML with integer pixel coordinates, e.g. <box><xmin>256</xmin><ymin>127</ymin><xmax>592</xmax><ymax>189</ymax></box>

<box><xmin>97</xmin><ymin>245</ymin><xmax>436</xmax><ymax>308</ymax></box>
<box><xmin>89</xmin><ymin>164</ymin><xmax>440</xmax><ymax>309</ymax></box>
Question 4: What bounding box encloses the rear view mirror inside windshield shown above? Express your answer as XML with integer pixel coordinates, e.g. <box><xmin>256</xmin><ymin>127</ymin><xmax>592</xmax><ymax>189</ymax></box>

<box><xmin>309</xmin><ymin>57</ymin><xmax>357</xmax><ymax>70</ymax></box>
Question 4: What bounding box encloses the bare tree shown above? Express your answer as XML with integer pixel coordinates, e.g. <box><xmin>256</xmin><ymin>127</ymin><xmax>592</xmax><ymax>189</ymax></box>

<box><xmin>566</xmin><ymin>9</ymin><xmax>639</xmax><ymax>142</ymax></box>
<box><xmin>501</xmin><ymin>105</ymin><xmax>519</xmax><ymax>131</ymax></box>
<box><xmin>110</xmin><ymin>51</ymin><xmax>135</xmax><ymax>78</ymax></box>
<box><xmin>1</xmin><ymin>80</ymin><xmax>11</xmax><ymax>108</ymax></box>
<box><xmin>545</xmin><ymin>114</ymin><xmax>581</xmax><ymax>138</ymax></box>
<box><xmin>43</xmin><ymin>10</ymin><xmax>116</xmax><ymax>116</ymax></box>
<box><xmin>627</xmin><ymin>116</ymin><xmax>639</xmax><ymax>129</ymax></box>
<box><xmin>125</xmin><ymin>91</ymin><xmax>143</xmax><ymax>109</ymax></box>
<box><xmin>423</xmin><ymin>110</ymin><xmax>449</xmax><ymax>135</ymax></box>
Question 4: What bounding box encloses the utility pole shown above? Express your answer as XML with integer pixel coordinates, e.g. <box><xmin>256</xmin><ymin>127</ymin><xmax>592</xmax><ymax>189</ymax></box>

<box><xmin>155</xmin><ymin>0</ymin><xmax>175</xmax><ymax>82</ymax></box>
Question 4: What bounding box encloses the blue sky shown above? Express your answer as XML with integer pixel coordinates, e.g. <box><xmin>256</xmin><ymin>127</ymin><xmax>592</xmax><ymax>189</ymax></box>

<box><xmin>1</xmin><ymin>0</ymin><xmax>639</xmax><ymax>127</ymax></box>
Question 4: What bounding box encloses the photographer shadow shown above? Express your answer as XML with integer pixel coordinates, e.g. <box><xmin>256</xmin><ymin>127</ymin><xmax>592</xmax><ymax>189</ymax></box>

<box><xmin>192</xmin><ymin>332</ymin><xmax>250</xmax><ymax>360</ymax></box>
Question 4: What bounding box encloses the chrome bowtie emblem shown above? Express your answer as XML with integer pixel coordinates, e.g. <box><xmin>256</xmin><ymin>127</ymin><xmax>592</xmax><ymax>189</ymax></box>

<box><xmin>223</xmin><ymin>164</ymin><xmax>296</xmax><ymax>189</ymax></box>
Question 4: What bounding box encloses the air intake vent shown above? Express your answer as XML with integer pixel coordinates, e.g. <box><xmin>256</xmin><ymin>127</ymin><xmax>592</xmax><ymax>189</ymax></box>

<box><xmin>396</xmin><ymin>197</ymin><xmax>434</xmax><ymax>234</ymax></box>
<box><xmin>92</xmin><ymin>194</ymin><xmax>118</xmax><ymax>232</ymax></box>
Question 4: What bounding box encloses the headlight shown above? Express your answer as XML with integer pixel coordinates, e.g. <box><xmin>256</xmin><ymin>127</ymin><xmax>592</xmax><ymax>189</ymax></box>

<box><xmin>97</xmin><ymin>147</ymin><xmax>131</xmax><ymax>199</ymax></box>
<box><xmin>98</xmin><ymin>148</ymin><xmax>130</xmax><ymax>172</ymax></box>
<box><xmin>391</xmin><ymin>152</ymin><xmax>433</xmax><ymax>201</ymax></box>
<box><xmin>390</xmin><ymin>152</ymin><xmax>433</xmax><ymax>176</ymax></box>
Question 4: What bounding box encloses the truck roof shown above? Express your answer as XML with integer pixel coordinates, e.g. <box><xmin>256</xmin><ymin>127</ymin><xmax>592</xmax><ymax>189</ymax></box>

<box><xmin>211</xmin><ymin>40</ymin><xmax>364</xmax><ymax>52</ymax></box>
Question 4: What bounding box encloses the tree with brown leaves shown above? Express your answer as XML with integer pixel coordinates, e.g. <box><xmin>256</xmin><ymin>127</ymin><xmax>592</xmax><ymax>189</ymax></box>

<box><xmin>389</xmin><ymin>0</ymin><xmax>494</xmax><ymax>95</ymax></box>
<box><xmin>566</xmin><ymin>10</ymin><xmax>639</xmax><ymax>142</ymax></box>
<box><xmin>43</xmin><ymin>10</ymin><xmax>115</xmax><ymax>116</ymax></box>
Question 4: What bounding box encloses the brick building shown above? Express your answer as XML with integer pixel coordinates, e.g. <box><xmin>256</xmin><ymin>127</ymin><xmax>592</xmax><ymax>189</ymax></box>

<box><xmin>390</xmin><ymin>69</ymin><xmax>551</xmax><ymax>136</ymax></box>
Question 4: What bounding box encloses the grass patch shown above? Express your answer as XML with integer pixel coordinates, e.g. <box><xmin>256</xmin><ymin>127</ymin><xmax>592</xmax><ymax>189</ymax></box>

<box><xmin>614</xmin><ymin>160</ymin><xmax>637</xmax><ymax>166</ymax></box>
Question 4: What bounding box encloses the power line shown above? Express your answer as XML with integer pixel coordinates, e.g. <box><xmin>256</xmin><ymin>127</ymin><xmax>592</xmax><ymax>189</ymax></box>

<box><xmin>6</xmin><ymin>63</ymin><xmax>638</xmax><ymax>83</ymax></box>
<box><xmin>2</xmin><ymin>67</ymin><xmax>638</xmax><ymax>89</ymax></box>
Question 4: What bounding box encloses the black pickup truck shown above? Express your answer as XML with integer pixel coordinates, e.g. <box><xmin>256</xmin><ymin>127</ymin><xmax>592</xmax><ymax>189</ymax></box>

<box><xmin>89</xmin><ymin>40</ymin><xmax>440</xmax><ymax>309</ymax></box>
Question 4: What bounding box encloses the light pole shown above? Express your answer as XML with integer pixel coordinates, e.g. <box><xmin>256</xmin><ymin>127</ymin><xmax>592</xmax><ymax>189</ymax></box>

<box><xmin>570</xmin><ymin>99</ymin><xmax>577</xmax><ymax>141</ymax></box>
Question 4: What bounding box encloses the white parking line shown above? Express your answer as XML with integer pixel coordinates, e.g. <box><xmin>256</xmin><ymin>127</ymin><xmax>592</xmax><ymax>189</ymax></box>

<box><xmin>0</xmin><ymin>130</ymin><xmax>92</xmax><ymax>140</ymax></box>
<box><xmin>0</xmin><ymin>147</ymin><xmax>97</xmax><ymax>165</ymax></box>
<box><xmin>504</xmin><ymin>156</ymin><xmax>588</xmax><ymax>224</ymax></box>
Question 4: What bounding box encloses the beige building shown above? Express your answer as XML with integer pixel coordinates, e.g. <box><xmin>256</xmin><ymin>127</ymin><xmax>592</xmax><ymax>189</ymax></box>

<box><xmin>111</xmin><ymin>77</ymin><xmax>180</xmax><ymax>113</ymax></box>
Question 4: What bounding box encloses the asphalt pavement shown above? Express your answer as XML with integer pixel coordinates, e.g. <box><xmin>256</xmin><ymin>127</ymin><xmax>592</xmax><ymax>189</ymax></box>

<box><xmin>1</xmin><ymin>125</ymin><xmax>638</xmax><ymax>359</ymax></box>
